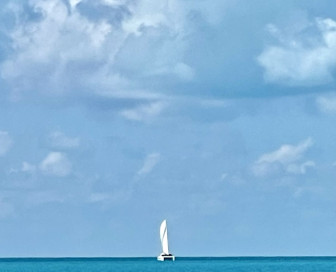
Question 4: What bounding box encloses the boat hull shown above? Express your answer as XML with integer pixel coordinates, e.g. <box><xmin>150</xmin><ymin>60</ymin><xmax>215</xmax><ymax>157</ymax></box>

<box><xmin>157</xmin><ymin>255</ymin><xmax>175</xmax><ymax>261</ymax></box>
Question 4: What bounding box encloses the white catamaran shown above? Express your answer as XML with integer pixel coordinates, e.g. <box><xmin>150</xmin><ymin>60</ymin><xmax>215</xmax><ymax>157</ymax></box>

<box><xmin>157</xmin><ymin>219</ymin><xmax>175</xmax><ymax>261</ymax></box>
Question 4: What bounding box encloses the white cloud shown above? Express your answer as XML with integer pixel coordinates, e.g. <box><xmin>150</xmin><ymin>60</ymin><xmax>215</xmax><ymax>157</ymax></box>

<box><xmin>137</xmin><ymin>153</ymin><xmax>161</xmax><ymax>175</ymax></box>
<box><xmin>0</xmin><ymin>0</ymin><xmax>194</xmax><ymax>103</ymax></box>
<box><xmin>1</xmin><ymin>0</ymin><xmax>125</xmax><ymax>101</ymax></box>
<box><xmin>88</xmin><ymin>190</ymin><xmax>130</xmax><ymax>204</ymax></box>
<box><xmin>121</xmin><ymin>2</ymin><xmax>168</xmax><ymax>36</ymax></box>
<box><xmin>120</xmin><ymin>101</ymin><xmax>166</xmax><ymax>121</ymax></box>
<box><xmin>48</xmin><ymin>131</ymin><xmax>80</xmax><ymax>149</ymax></box>
<box><xmin>286</xmin><ymin>160</ymin><xmax>315</xmax><ymax>174</ymax></box>
<box><xmin>21</xmin><ymin>162</ymin><xmax>36</xmax><ymax>174</ymax></box>
<box><xmin>252</xmin><ymin>162</ymin><xmax>281</xmax><ymax>177</ymax></box>
<box><xmin>40</xmin><ymin>152</ymin><xmax>72</xmax><ymax>177</ymax></box>
<box><xmin>258</xmin><ymin>18</ymin><xmax>336</xmax><ymax>86</ymax></box>
<box><xmin>253</xmin><ymin>138</ymin><xmax>313</xmax><ymax>177</ymax></box>
<box><xmin>8</xmin><ymin>161</ymin><xmax>36</xmax><ymax>175</ymax></box>
<box><xmin>89</xmin><ymin>193</ymin><xmax>110</xmax><ymax>203</ymax></box>
<box><xmin>173</xmin><ymin>62</ymin><xmax>195</xmax><ymax>81</ymax></box>
<box><xmin>69</xmin><ymin>0</ymin><xmax>82</xmax><ymax>9</ymax></box>
<box><xmin>316</xmin><ymin>94</ymin><xmax>336</xmax><ymax>113</ymax></box>
<box><xmin>0</xmin><ymin>131</ymin><xmax>13</xmax><ymax>156</ymax></box>
<box><xmin>256</xmin><ymin>138</ymin><xmax>312</xmax><ymax>164</ymax></box>
<box><xmin>101</xmin><ymin>0</ymin><xmax>127</xmax><ymax>6</ymax></box>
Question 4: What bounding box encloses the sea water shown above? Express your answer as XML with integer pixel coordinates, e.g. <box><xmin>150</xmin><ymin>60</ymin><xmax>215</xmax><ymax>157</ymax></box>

<box><xmin>0</xmin><ymin>257</ymin><xmax>335</xmax><ymax>272</ymax></box>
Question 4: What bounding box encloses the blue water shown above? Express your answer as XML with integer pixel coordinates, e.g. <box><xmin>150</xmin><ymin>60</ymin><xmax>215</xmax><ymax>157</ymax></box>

<box><xmin>0</xmin><ymin>257</ymin><xmax>335</xmax><ymax>272</ymax></box>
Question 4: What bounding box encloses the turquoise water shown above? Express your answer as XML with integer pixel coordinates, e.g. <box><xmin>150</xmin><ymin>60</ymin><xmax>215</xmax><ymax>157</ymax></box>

<box><xmin>0</xmin><ymin>257</ymin><xmax>335</xmax><ymax>272</ymax></box>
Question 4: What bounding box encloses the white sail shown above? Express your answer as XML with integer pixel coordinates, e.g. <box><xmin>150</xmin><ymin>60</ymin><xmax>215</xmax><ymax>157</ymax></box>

<box><xmin>159</xmin><ymin>220</ymin><xmax>169</xmax><ymax>254</ymax></box>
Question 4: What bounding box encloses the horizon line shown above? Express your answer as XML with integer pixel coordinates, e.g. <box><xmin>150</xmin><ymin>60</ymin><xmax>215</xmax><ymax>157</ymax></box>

<box><xmin>0</xmin><ymin>256</ymin><xmax>335</xmax><ymax>259</ymax></box>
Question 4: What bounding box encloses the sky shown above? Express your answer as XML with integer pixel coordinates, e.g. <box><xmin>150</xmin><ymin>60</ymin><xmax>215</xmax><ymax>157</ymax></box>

<box><xmin>0</xmin><ymin>0</ymin><xmax>336</xmax><ymax>257</ymax></box>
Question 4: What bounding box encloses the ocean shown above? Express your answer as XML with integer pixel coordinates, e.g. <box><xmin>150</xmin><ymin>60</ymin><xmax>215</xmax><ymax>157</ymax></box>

<box><xmin>0</xmin><ymin>257</ymin><xmax>335</xmax><ymax>272</ymax></box>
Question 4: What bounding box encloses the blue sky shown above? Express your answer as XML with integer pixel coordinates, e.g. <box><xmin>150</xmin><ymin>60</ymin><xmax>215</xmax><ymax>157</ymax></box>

<box><xmin>0</xmin><ymin>0</ymin><xmax>336</xmax><ymax>257</ymax></box>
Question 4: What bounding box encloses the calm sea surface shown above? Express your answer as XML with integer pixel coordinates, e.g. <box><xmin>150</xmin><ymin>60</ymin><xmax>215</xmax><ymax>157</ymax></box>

<box><xmin>0</xmin><ymin>257</ymin><xmax>335</xmax><ymax>272</ymax></box>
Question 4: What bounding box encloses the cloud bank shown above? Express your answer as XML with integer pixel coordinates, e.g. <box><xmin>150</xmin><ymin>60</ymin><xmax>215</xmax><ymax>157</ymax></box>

<box><xmin>0</xmin><ymin>0</ymin><xmax>192</xmax><ymax>101</ymax></box>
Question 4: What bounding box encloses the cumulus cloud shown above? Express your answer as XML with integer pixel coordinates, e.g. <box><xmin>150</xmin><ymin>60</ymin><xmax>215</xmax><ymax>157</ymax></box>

<box><xmin>39</xmin><ymin>152</ymin><xmax>72</xmax><ymax>177</ymax></box>
<box><xmin>1</xmin><ymin>0</ymin><xmax>115</xmax><ymax>91</ymax></box>
<box><xmin>48</xmin><ymin>131</ymin><xmax>80</xmax><ymax>149</ymax></box>
<box><xmin>120</xmin><ymin>101</ymin><xmax>166</xmax><ymax>121</ymax></box>
<box><xmin>0</xmin><ymin>131</ymin><xmax>13</xmax><ymax>156</ymax></box>
<box><xmin>253</xmin><ymin>138</ymin><xmax>314</xmax><ymax>176</ymax></box>
<box><xmin>137</xmin><ymin>152</ymin><xmax>161</xmax><ymax>175</ymax></box>
<box><xmin>258</xmin><ymin>18</ymin><xmax>336</xmax><ymax>86</ymax></box>
<box><xmin>256</xmin><ymin>138</ymin><xmax>312</xmax><ymax>164</ymax></box>
<box><xmin>9</xmin><ymin>161</ymin><xmax>36</xmax><ymax>175</ymax></box>
<box><xmin>69</xmin><ymin>0</ymin><xmax>82</xmax><ymax>9</ymax></box>
<box><xmin>286</xmin><ymin>160</ymin><xmax>315</xmax><ymax>175</ymax></box>
<box><xmin>0</xmin><ymin>0</ymin><xmax>193</xmax><ymax>104</ymax></box>
<box><xmin>21</xmin><ymin>161</ymin><xmax>37</xmax><ymax>174</ymax></box>
<box><xmin>101</xmin><ymin>0</ymin><xmax>127</xmax><ymax>6</ymax></box>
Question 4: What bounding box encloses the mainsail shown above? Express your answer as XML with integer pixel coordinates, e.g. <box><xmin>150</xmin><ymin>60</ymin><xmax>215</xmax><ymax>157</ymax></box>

<box><xmin>159</xmin><ymin>220</ymin><xmax>169</xmax><ymax>254</ymax></box>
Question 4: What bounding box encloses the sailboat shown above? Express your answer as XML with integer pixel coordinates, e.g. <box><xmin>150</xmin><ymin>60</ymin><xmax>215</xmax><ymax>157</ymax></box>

<box><xmin>157</xmin><ymin>219</ymin><xmax>175</xmax><ymax>261</ymax></box>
